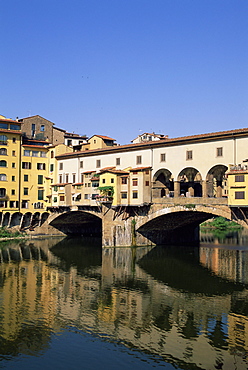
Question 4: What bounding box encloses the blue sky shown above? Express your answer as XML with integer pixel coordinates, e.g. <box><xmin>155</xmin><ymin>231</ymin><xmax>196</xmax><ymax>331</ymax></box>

<box><xmin>1</xmin><ymin>0</ymin><xmax>248</xmax><ymax>144</ymax></box>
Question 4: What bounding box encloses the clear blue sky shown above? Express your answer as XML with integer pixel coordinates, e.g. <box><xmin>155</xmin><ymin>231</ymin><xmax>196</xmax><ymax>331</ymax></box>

<box><xmin>1</xmin><ymin>0</ymin><xmax>248</xmax><ymax>144</ymax></box>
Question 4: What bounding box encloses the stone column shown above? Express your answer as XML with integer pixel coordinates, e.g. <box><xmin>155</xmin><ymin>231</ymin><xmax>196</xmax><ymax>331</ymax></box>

<box><xmin>202</xmin><ymin>180</ymin><xmax>208</xmax><ymax>198</ymax></box>
<box><xmin>188</xmin><ymin>185</ymin><xmax>194</xmax><ymax>197</ymax></box>
<box><xmin>174</xmin><ymin>181</ymin><xmax>180</xmax><ymax>198</ymax></box>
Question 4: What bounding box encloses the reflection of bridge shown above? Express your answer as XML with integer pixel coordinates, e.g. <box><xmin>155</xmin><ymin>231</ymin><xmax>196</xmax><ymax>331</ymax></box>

<box><xmin>43</xmin><ymin>196</ymin><xmax>248</xmax><ymax>247</ymax></box>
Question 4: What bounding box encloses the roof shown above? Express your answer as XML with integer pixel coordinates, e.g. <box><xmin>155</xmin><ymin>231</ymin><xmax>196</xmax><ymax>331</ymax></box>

<box><xmin>0</xmin><ymin>117</ymin><xmax>22</xmax><ymax>124</ymax></box>
<box><xmin>89</xmin><ymin>134</ymin><xmax>116</xmax><ymax>141</ymax></box>
<box><xmin>56</xmin><ymin>127</ymin><xmax>248</xmax><ymax>160</ymax></box>
<box><xmin>100</xmin><ymin>168</ymin><xmax>129</xmax><ymax>175</ymax></box>
<box><xmin>130</xmin><ymin>167</ymin><xmax>152</xmax><ymax>172</ymax></box>
<box><xmin>52</xmin><ymin>183</ymin><xmax>72</xmax><ymax>187</ymax></box>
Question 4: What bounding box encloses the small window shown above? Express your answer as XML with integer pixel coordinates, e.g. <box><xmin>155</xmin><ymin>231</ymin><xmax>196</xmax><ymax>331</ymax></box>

<box><xmin>81</xmin><ymin>173</ymin><xmax>84</xmax><ymax>182</ymax></box>
<box><xmin>50</xmin><ymin>164</ymin><xmax>54</xmax><ymax>172</ymax></box>
<box><xmin>132</xmin><ymin>191</ymin><xmax>138</xmax><ymax>199</ymax></box>
<box><xmin>12</xmin><ymin>176</ymin><xmax>15</xmax><ymax>181</ymax></box>
<box><xmin>160</xmin><ymin>153</ymin><xmax>166</xmax><ymax>162</ymax></box>
<box><xmin>136</xmin><ymin>156</ymin><xmax>142</xmax><ymax>165</ymax></box>
<box><xmin>80</xmin><ymin>161</ymin><xmax>83</xmax><ymax>168</ymax></box>
<box><xmin>121</xmin><ymin>177</ymin><xmax>127</xmax><ymax>184</ymax></box>
<box><xmin>145</xmin><ymin>181</ymin><xmax>149</xmax><ymax>186</ymax></box>
<box><xmin>84</xmin><ymin>194</ymin><xmax>90</xmax><ymax>200</ymax></box>
<box><xmin>235</xmin><ymin>191</ymin><xmax>245</xmax><ymax>199</ymax></box>
<box><xmin>0</xmin><ymin>188</ymin><xmax>6</xmax><ymax>197</ymax></box>
<box><xmin>102</xmin><ymin>179</ymin><xmax>106</xmax><ymax>184</ymax></box>
<box><xmin>65</xmin><ymin>174</ymin><xmax>69</xmax><ymax>183</ymax></box>
<box><xmin>0</xmin><ymin>123</ymin><xmax>8</xmax><ymax>130</ymax></box>
<box><xmin>24</xmin><ymin>174</ymin><xmax>28</xmax><ymax>182</ymax></box>
<box><xmin>12</xmin><ymin>137</ymin><xmax>16</xmax><ymax>143</ymax></box>
<box><xmin>186</xmin><ymin>150</ymin><xmax>192</xmax><ymax>160</ymax></box>
<box><xmin>121</xmin><ymin>192</ymin><xmax>127</xmax><ymax>199</ymax></box>
<box><xmin>0</xmin><ymin>174</ymin><xmax>6</xmax><ymax>181</ymax></box>
<box><xmin>53</xmin><ymin>185</ymin><xmax>58</xmax><ymax>192</ymax></box>
<box><xmin>11</xmin><ymin>189</ymin><xmax>15</xmax><ymax>196</ymax></box>
<box><xmin>10</xmin><ymin>124</ymin><xmax>20</xmax><ymax>130</ymax></box>
<box><xmin>0</xmin><ymin>135</ymin><xmax>7</xmax><ymax>145</ymax></box>
<box><xmin>59</xmin><ymin>175</ymin><xmax>62</xmax><ymax>183</ymax></box>
<box><xmin>53</xmin><ymin>197</ymin><xmax>57</xmax><ymax>203</ymax></box>
<box><xmin>24</xmin><ymin>188</ymin><xmax>28</xmax><ymax>195</ymax></box>
<box><xmin>217</xmin><ymin>147</ymin><xmax>223</xmax><ymax>157</ymax></box>
<box><xmin>59</xmin><ymin>163</ymin><xmax>63</xmax><ymax>170</ymax></box>
<box><xmin>0</xmin><ymin>148</ymin><xmax>7</xmax><ymax>155</ymax></box>
<box><xmin>40</xmin><ymin>151</ymin><xmax>46</xmax><ymax>157</ymax></box>
<box><xmin>24</xmin><ymin>150</ymin><xmax>31</xmax><ymax>156</ymax></box>
<box><xmin>40</xmin><ymin>124</ymin><xmax>45</xmax><ymax>132</ymax></box>
<box><xmin>116</xmin><ymin>158</ymin><xmax>120</xmax><ymax>166</ymax></box>
<box><xmin>111</xmin><ymin>178</ymin><xmax>114</xmax><ymax>183</ymax></box>
<box><xmin>22</xmin><ymin>162</ymin><xmax>31</xmax><ymax>169</ymax></box>
<box><xmin>32</xmin><ymin>151</ymin><xmax>39</xmax><ymax>157</ymax></box>
<box><xmin>38</xmin><ymin>175</ymin><xmax>43</xmax><ymax>184</ymax></box>
<box><xmin>12</xmin><ymin>150</ymin><xmax>15</xmax><ymax>156</ymax></box>
<box><xmin>60</xmin><ymin>195</ymin><xmax>65</xmax><ymax>201</ymax></box>
<box><xmin>235</xmin><ymin>175</ymin><xmax>244</xmax><ymax>182</ymax></box>
<box><xmin>132</xmin><ymin>178</ymin><xmax>138</xmax><ymax>186</ymax></box>
<box><xmin>38</xmin><ymin>189</ymin><xmax>44</xmax><ymax>200</ymax></box>
<box><xmin>37</xmin><ymin>163</ymin><xmax>46</xmax><ymax>170</ymax></box>
<box><xmin>12</xmin><ymin>163</ymin><xmax>15</xmax><ymax>168</ymax></box>
<box><xmin>21</xmin><ymin>200</ymin><xmax>28</xmax><ymax>209</ymax></box>
<box><xmin>51</xmin><ymin>151</ymin><xmax>54</xmax><ymax>158</ymax></box>
<box><xmin>0</xmin><ymin>160</ymin><xmax>7</xmax><ymax>167</ymax></box>
<box><xmin>96</xmin><ymin>159</ymin><xmax>101</xmax><ymax>168</ymax></box>
<box><xmin>72</xmin><ymin>173</ymin><xmax>76</xmax><ymax>183</ymax></box>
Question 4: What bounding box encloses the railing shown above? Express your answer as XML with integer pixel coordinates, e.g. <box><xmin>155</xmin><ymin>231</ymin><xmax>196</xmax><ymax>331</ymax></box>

<box><xmin>152</xmin><ymin>196</ymin><xmax>228</xmax><ymax>206</ymax></box>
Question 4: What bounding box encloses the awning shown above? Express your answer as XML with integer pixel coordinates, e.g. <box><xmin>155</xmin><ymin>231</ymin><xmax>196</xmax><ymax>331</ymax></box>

<box><xmin>72</xmin><ymin>193</ymin><xmax>81</xmax><ymax>199</ymax></box>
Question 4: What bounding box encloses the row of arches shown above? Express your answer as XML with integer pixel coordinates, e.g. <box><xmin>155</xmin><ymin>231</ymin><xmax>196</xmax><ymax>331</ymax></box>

<box><xmin>153</xmin><ymin>165</ymin><xmax>227</xmax><ymax>198</ymax></box>
<box><xmin>0</xmin><ymin>212</ymin><xmax>49</xmax><ymax>230</ymax></box>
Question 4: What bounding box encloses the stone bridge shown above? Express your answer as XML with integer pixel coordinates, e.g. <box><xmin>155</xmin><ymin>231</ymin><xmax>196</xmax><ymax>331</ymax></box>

<box><xmin>45</xmin><ymin>197</ymin><xmax>247</xmax><ymax>247</ymax></box>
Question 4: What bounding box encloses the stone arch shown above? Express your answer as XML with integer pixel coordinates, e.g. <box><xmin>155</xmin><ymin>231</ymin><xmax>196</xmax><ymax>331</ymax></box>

<box><xmin>9</xmin><ymin>212</ymin><xmax>22</xmax><ymax>227</ymax></box>
<box><xmin>152</xmin><ymin>169</ymin><xmax>174</xmax><ymax>198</ymax></box>
<box><xmin>2</xmin><ymin>212</ymin><xmax>10</xmax><ymax>227</ymax></box>
<box><xmin>40</xmin><ymin>212</ymin><xmax>49</xmax><ymax>225</ymax></box>
<box><xmin>30</xmin><ymin>212</ymin><xmax>41</xmax><ymax>229</ymax></box>
<box><xmin>49</xmin><ymin>210</ymin><xmax>102</xmax><ymax>236</ymax></box>
<box><xmin>20</xmin><ymin>212</ymin><xmax>32</xmax><ymax>229</ymax></box>
<box><xmin>206</xmin><ymin>165</ymin><xmax>228</xmax><ymax>198</ymax></box>
<box><xmin>177</xmin><ymin>167</ymin><xmax>202</xmax><ymax>197</ymax></box>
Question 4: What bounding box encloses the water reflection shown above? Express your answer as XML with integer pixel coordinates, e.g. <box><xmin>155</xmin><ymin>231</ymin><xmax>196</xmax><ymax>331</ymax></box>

<box><xmin>0</xmin><ymin>236</ymin><xmax>248</xmax><ymax>369</ymax></box>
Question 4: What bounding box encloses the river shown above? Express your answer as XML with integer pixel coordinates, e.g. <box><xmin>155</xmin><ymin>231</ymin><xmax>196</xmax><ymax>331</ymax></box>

<box><xmin>0</xmin><ymin>229</ymin><xmax>248</xmax><ymax>370</ymax></box>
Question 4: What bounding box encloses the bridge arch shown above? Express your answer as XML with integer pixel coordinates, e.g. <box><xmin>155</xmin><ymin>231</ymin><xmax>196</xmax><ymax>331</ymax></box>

<box><xmin>177</xmin><ymin>167</ymin><xmax>202</xmax><ymax>197</ymax></box>
<box><xmin>206</xmin><ymin>164</ymin><xmax>228</xmax><ymax>198</ymax></box>
<box><xmin>49</xmin><ymin>210</ymin><xmax>102</xmax><ymax>236</ymax></box>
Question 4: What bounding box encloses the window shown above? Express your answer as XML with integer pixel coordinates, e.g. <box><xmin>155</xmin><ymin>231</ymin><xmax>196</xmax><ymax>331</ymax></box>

<box><xmin>10</xmin><ymin>124</ymin><xmax>20</xmax><ymax>130</ymax></box>
<box><xmin>38</xmin><ymin>175</ymin><xmax>43</xmax><ymax>184</ymax></box>
<box><xmin>32</xmin><ymin>151</ymin><xmax>39</xmax><ymax>157</ymax></box>
<box><xmin>0</xmin><ymin>174</ymin><xmax>6</xmax><ymax>181</ymax></box>
<box><xmin>12</xmin><ymin>176</ymin><xmax>15</xmax><ymax>181</ymax></box>
<box><xmin>53</xmin><ymin>197</ymin><xmax>57</xmax><ymax>203</ymax></box>
<box><xmin>11</xmin><ymin>189</ymin><xmax>15</xmax><ymax>196</ymax></box>
<box><xmin>186</xmin><ymin>150</ymin><xmax>193</xmax><ymax>160</ymax></box>
<box><xmin>24</xmin><ymin>174</ymin><xmax>28</xmax><ymax>182</ymax></box>
<box><xmin>96</xmin><ymin>159</ymin><xmax>101</xmax><ymax>168</ymax></box>
<box><xmin>0</xmin><ymin>148</ymin><xmax>7</xmax><ymax>155</ymax></box>
<box><xmin>72</xmin><ymin>173</ymin><xmax>76</xmax><ymax>183</ymax></box>
<box><xmin>132</xmin><ymin>178</ymin><xmax>138</xmax><ymax>186</ymax></box>
<box><xmin>235</xmin><ymin>191</ymin><xmax>245</xmax><ymax>199</ymax></box>
<box><xmin>111</xmin><ymin>178</ymin><xmax>114</xmax><ymax>183</ymax></box>
<box><xmin>40</xmin><ymin>151</ymin><xmax>46</xmax><ymax>157</ymax></box>
<box><xmin>38</xmin><ymin>189</ymin><xmax>44</xmax><ymax>200</ymax></box>
<box><xmin>145</xmin><ymin>170</ymin><xmax>149</xmax><ymax>174</ymax></box>
<box><xmin>81</xmin><ymin>173</ymin><xmax>84</xmax><ymax>182</ymax></box>
<box><xmin>65</xmin><ymin>174</ymin><xmax>69</xmax><ymax>183</ymax></box>
<box><xmin>12</xmin><ymin>163</ymin><xmax>15</xmax><ymax>168</ymax></box>
<box><xmin>60</xmin><ymin>195</ymin><xmax>65</xmax><ymax>201</ymax></box>
<box><xmin>121</xmin><ymin>177</ymin><xmax>127</xmax><ymax>184</ymax></box>
<box><xmin>116</xmin><ymin>158</ymin><xmax>120</xmax><ymax>165</ymax></box>
<box><xmin>59</xmin><ymin>163</ymin><xmax>63</xmax><ymax>170</ymax></box>
<box><xmin>88</xmin><ymin>183</ymin><xmax>91</xmax><ymax>187</ymax></box>
<box><xmin>32</xmin><ymin>123</ymin><xmax>36</xmax><ymax>137</ymax></box>
<box><xmin>21</xmin><ymin>200</ymin><xmax>28</xmax><ymax>209</ymax></box>
<box><xmin>235</xmin><ymin>175</ymin><xmax>244</xmax><ymax>182</ymax></box>
<box><xmin>102</xmin><ymin>179</ymin><xmax>106</xmax><ymax>184</ymax></box>
<box><xmin>84</xmin><ymin>194</ymin><xmax>90</xmax><ymax>200</ymax></box>
<box><xmin>121</xmin><ymin>192</ymin><xmax>127</xmax><ymax>199</ymax></box>
<box><xmin>0</xmin><ymin>135</ymin><xmax>7</xmax><ymax>145</ymax></box>
<box><xmin>51</xmin><ymin>151</ymin><xmax>54</xmax><ymax>158</ymax></box>
<box><xmin>132</xmin><ymin>191</ymin><xmax>138</xmax><ymax>199</ymax></box>
<box><xmin>136</xmin><ymin>156</ymin><xmax>142</xmax><ymax>165</ymax></box>
<box><xmin>133</xmin><ymin>171</ymin><xmax>138</xmax><ymax>175</ymax></box>
<box><xmin>80</xmin><ymin>161</ymin><xmax>83</xmax><ymax>168</ymax></box>
<box><xmin>0</xmin><ymin>160</ymin><xmax>7</xmax><ymax>167</ymax></box>
<box><xmin>24</xmin><ymin>188</ymin><xmax>28</xmax><ymax>195</ymax></box>
<box><xmin>22</xmin><ymin>162</ymin><xmax>31</xmax><ymax>169</ymax></box>
<box><xmin>24</xmin><ymin>150</ymin><xmax>30</xmax><ymax>156</ymax></box>
<box><xmin>0</xmin><ymin>123</ymin><xmax>8</xmax><ymax>130</ymax></box>
<box><xmin>12</xmin><ymin>137</ymin><xmax>16</xmax><ymax>143</ymax></box>
<box><xmin>40</xmin><ymin>124</ymin><xmax>45</xmax><ymax>132</ymax></box>
<box><xmin>59</xmin><ymin>175</ymin><xmax>62</xmax><ymax>183</ymax></box>
<box><xmin>10</xmin><ymin>201</ymin><xmax>18</xmax><ymax>208</ymax></box>
<box><xmin>12</xmin><ymin>150</ymin><xmax>15</xmax><ymax>156</ymax></box>
<box><xmin>50</xmin><ymin>164</ymin><xmax>54</xmax><ymax>172</ymax></box>
<box><xmin>0</xmin><ymin>188</ymin><xmax>6</xmax><ymax>197</ymax></box>
<box><xmin>160</xmin><ymin>153</ymin><xmax>166</xmax><ymax>162</ymax></box>
<box><xmin>145</xmin><ymin>181</ymin><xmax>149</xmax><ymax>186</ymax></box>
<box><xmin>37</xmin><ymin>163</ymin><xmax>46</xmax><ymax>170</ymax></box>
<box><xmin>217</xmin><ymin>147</ymin><xmax>223</xmax><ymax>157</ymax></box>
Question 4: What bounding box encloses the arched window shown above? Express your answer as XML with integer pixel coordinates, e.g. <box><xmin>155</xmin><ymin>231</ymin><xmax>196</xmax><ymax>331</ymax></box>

<box><xmin>0</xmin><ymin>174</ymin><xmax>7</xmax><ymax>181</ymax></box>
<box><xmin>0</xmin><ymin>160</ymin><xmax>7</xmax><ymax>167</ymax></box>
<box><xmin>0</xmin><ymin>148</ymin><xmax>7</xmax><ymax>155</ymax></box>
<box><xmin>0</xmin><ymin>135</ymin><xmax>7</xmax><ymax>145</ymax></box>
<box><xmin>0</xmin><ymin>188</ymin><xmax>6</xmax><ymax>197</ymax></box>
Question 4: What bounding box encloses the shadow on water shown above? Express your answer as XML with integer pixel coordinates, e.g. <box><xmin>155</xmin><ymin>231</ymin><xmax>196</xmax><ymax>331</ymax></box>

<box><xmin>50</xmin><ymin>236</ymin><xmax>102</xmax><ymax>275</ymax></box>
<box><xmin>138</xmin><ymin>245</ymin><xmax>246</xmax><ymax>295</ymax></box>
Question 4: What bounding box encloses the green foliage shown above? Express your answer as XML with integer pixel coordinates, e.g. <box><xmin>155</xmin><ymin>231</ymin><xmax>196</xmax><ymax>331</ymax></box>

<box><xmin>201</xmin><ymin>217</ymin><xmax>242</xmax><ymax>230</ymax></box>
<box><xmin>0</xmin><ymin>227</ymin><xmax>24</xmax><ymax>239</ymax></box>
<box><xmin>184</xmin><ymin>204</ymin><xmax>196</xmax><ymax>209</ymax></box>
<box><xmin>97</xmin><ymin>186</ymin><xmax>114</xmax><ymax>197</ymax></box>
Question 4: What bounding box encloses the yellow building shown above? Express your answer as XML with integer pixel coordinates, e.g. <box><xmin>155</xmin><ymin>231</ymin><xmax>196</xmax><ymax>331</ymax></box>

<box><xmin>0</xmin><ymin>117</ymin><xmax>22</xmax><ymax>213</ymax></box>
<box><xmin>227</xmin><ymin>163</ymin><xmax>248</xmax><ymax>207</ymax></box>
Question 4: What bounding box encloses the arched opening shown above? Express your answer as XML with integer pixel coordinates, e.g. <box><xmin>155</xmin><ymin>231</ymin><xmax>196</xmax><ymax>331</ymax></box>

<box><xmin>2</xmin><ymin>212</ymin><xmax>10</xmax><ymax>227</ymax></box>
<box><xmin>30</xmin><ymin>212</ymin><xmax>41</xmax><ymax>229</ymax></box>
<box><xmin>20</xmin><ymin>212</ymin><xmax>32</xmax><ymax>229</ymax></box>
<box><xmin>50</xmin><ymin>211</ymin><xmax>102</xmax><ymax>236</ymax></box>
<box><xmin>177</xmin><ymin>168</ymin><xmax>202</xmax><ymax>197</ymax></box>
<box><xmin>206</xmin><ymin>165</ymin><xmax>228</xmax><ymax>198</ymax></box>
<box><xmin>152</xmin><ymin>169</ymin><xmax>174</xmax><ymax>198</ymax></box>
<box><xmin>40</xmin><ymin>212</ymin><xmax>49</xmax><ymax>225</ymax></box>
<box><xmin>9</xmin><ymin>212</ymin><xmax>22</xmax><ymax>227</ymax></box>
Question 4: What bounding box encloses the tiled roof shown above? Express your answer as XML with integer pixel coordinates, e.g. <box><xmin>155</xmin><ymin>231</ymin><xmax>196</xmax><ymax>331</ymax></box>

<box><xmin>130</xmin><ymin>167</ymin><xmax>152</xmax><ymax>171</ymax></box>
